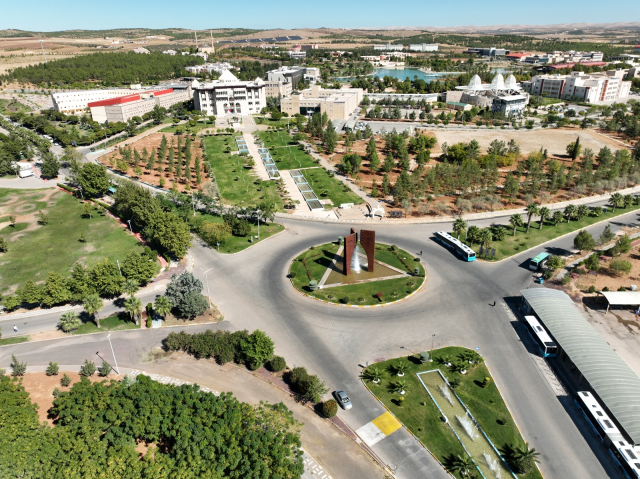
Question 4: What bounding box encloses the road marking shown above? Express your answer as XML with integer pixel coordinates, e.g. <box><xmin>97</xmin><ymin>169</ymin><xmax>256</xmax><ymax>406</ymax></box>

<box><xmin>302</xmin><ymin>449</ymin><xmax>332</xmax><ymax>479</ymax></box>
<box><xmin>355</xmin><ymin>422</ymin><xmax>386</xmax><ymax>447</ymax></box>
<box><xmin>372</xmin><ymin>411</ymin><xmax>402</xmax><ymax>436</ymax></box>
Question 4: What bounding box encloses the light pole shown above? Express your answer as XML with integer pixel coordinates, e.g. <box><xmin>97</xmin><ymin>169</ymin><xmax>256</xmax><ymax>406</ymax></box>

<box><xmin>38</xmin><ymin>39</ymin><xmax>47</xmax><ymax>64</ymax></box>
<box><xmin>127</xmin><ymin>220</ymin><xmax>132</xmax><ymax>233</ymax></box>
<box><xmin>107</xmin><ymin>334</ymin><xmax>120</xmax><ymax>374</ymax></box>
<box><xmin>205</xmin><ymin>271</ymin><xmax>212</xmax><ymax>308</ymax></box>
<box><xmin>430</xmin><ymin>334</ymin><xmax>436</xmax><ymax>362</ymax></box>
<box><xmin>116</xmin><ymin>260</ymin><xmax>122</xmax><ymax>276</ymax></box>
<box><xmin>256</xmin><ymin>209</ymin><xmax>260</xmax><ymax>240</ymax></box>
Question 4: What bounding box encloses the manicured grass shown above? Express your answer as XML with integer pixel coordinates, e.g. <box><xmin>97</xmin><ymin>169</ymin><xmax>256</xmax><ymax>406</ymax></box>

<box><xmin>290</xmin><ymin>242</ymin><xmax>424</xmax><ymax>305</ymax></box>
<box><xmin>0</xmin><ymin>336</ymin><xmax>30</xmax><ymax>346</ymax></box>
<box><xmin>202</xmin><ymin>135</ymin><xmax>284</xmax><ymax>210</ymax></box>
<box><xmin>258</xmin><ymin>130</ymin><xmax>297</xmax><ymax>148</ymax></box>
<box><xmin>159</xmin><ymin>123</ymin><xmax>212</xmax><ymax>134</ymax></box>
<box><xmin>302</xmin><ymin>168</ymin><xmax>363</xmax><ymax>207</ymax></box>
<box><xmin>0</xmin><ymin>189</ymin><xmax>143</xmax><ymax>295</ymax></box>
<box><xmin>464</xmin><ymin>204</ymin><xmax>640</xmax><ymax>261</ymax></box>
<box><xmin>365</xmin><ymin>347</ymin><xmax>542</xmax><ymax>479</ymax></box>
<box><xmin>72</xmin><ymin>312</ymin><xmax>139</xmax><ymax>335</ymax></box>
<box><xmin>195</xmin><ymin>213</ymin><xmax>285</xmax><ymax>254</ymax></box>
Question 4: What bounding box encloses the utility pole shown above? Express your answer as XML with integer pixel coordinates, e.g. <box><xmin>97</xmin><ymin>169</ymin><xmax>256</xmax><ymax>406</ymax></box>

<box><xmin>107</xmin><ymin>334</ymin><xmax>120</xmax><ymax>374</ymax></box>
<box><xmin>39</xmin><ymin>39</ymin><xmax>47</xmax><ymax>64</ymax></box>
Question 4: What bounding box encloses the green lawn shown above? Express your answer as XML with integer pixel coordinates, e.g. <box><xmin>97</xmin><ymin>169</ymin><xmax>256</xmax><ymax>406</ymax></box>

<box><xmin>270</xmin><ymin>146</ymin><xmax>317</xmax><ymax>171</ymax></box>
<box><xmin>464</xmin><ymin>204</ymin><xmax>640</xmax><ymax>261</ymax></box>
<box><xmin>365</xmin><ymin>347</ymin><xmax>542</xmax><ymax>479</ymax></box>
<box><xmin>159</xmin><ymin>123</ymin><xmax>213</xmax><ymax>134</ymax></box>
<box><xmin>290</xmin><ymin>242</ymin><xmax>424</xmax><ymax>305</ymax></box>
<box><xmin>258</xmin><ymin>130</ymin><xmax>297</xmax><ymax>148</ymax></box>
<box><xmin>0</xmin><ymin>336</ymin><xmax>30</xmax><ymax>346</ymax></box>
<box><xmin>302</xmin><ymin>168</ymin><xmax>363</xmax><ymax>207</ymax></box>
<box><xmin>0</xmin><ymin>189</ymin><xmax>142</xmax><ymax>295</ymax></box>
<box><xmin>0</xmin><ymin>98</ymin><xmax>31</xmax><ymax>114</ymax></box>
<box><xmin>202</xmin><ymin>135</ymin><xmax>284</xmax><ymax>210</ymax></box>
<box><xmin>72</xmin><ymin>312</ymin><xmax>139</xmax><ymax>335</ymax></box>
<box><xmin>194</xmin><ymin>213</ymin><xmax>285</xmax><ymax>254</ymax></box>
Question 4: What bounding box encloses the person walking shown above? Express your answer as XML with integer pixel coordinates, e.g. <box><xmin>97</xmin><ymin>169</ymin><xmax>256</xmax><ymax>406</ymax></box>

<box><xmin>13</xmin><ymin>325</ymin><xmax>18</xmax><ymax>332</ymax></box>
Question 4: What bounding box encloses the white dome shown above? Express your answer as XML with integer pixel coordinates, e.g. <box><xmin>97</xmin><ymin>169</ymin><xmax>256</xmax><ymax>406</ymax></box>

<box><xmin>468</xmin><ymin>75</ymin><xmax>482</xmax><ymax>90</ymax></box>
<box><xmin>504</xmin><ymin>74</ymin><xmax>517</xmax><ymax>90</ymax></box>
<box><xmin>490</xmin><ymin>73</ymin><xmax>505</xmax><ymax>91</ymax></box>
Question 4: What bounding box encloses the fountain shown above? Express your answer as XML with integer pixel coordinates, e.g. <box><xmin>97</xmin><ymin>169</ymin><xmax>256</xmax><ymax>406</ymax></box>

<box><xmin>483</xmin><ymin>452</ymin><xmax>501</xmax><ymax>479</ymax></box>
<box><xmin>456</xmin><ymin>414</ymin><xmax>478</xmax><ymax>440</ymax></box>
<box><xmin>350</xmin><ymin>244</ymin><xmax>368</xmax><ymax>274</ymax></box>
<box><xmin>438</xmin><ymin>384</ymin><xmax>454</xmax><ymax>406</ymax></box>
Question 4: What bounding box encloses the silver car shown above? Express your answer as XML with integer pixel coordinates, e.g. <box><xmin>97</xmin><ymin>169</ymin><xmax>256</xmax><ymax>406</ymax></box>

<box><xmin>334</xmin><ymin>390</ymin><xmax>352</xmax><ymax>410</ymax></box>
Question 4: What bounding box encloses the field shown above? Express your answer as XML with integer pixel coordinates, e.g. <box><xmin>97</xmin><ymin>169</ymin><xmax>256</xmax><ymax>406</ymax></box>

<box><xmin>289</xmin><ymin>242</ymin><xmax>424</xmax><ymax>305</ymax></box>
<box><xmin>203</xmin><ymin>135</ymin><xmax>284</xmax><ymax>209</ymax></box>
<box><xmin>196</xmin><ymin>213</ymin><xmax>284</xmax><ymax>254</ymax></box>
<box><xmin>72</xmin><ymin>312</ymin><xmax>139</xmax><ymax>335</ymax></box>
<box><xmin>258</xmin><ymin>131</ymin><xmax>318</xmax><ymax>170</ymax></box>
<box><xmin>0</xmin><ymin>188</ymin><xmax>141</xmax><ymax>295</ymax></box>
<box><xmin>365</xmin><ymin>347</ymin><xmax>542</xmax><ymax>479</ymax></box>
<box><xmin>302</xmin><ymin>168</ymin><xmax>363</xmax><ymax>207</ymax></box>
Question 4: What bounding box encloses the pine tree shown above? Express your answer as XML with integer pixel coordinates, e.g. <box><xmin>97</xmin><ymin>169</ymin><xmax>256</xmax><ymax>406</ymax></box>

<box><xmin>382</xmin><ymin>173</ymin><xmax>390</xmax><ymax>196</ymax></box>
<box><xmin>159</xmin><ymin>134</ymin><xmax>168</xmax><ymax>159</ymax></box>
<box><xmin>147</xmin><ymin>151</ymin><xmax>155</xmax><ymax>172</ymax></box>
<box><xmin>168</xmin><ymin>147</ymin><xmax>174</xmax><ymax>173</ymax></box>
<box><xmin>194</xmin><ymin>156</ymin><xmax>202</xmax><ymax>185</ymax></box>
<box><xmin>369</xmin><ymin>149</ymin><xmax>380</xmax><ymax>172</ymax></box>
<box><xmin>133</xmin><ymin>149</ymin><xmax>141</xmax><ymax>167</ymax></box>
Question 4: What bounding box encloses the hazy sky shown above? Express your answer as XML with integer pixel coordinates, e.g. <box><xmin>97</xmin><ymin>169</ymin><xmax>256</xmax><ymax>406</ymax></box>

<box><xmin>2</xmin><ymin>0</ymin><xmax>639</xmax><ymax>31</ymax></box>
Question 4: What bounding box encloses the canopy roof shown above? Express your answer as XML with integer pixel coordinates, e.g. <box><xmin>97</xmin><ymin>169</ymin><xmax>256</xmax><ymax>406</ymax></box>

<box><xmin>600</xmin><ymin>291</ymin><xmax>640</xmax><ymax>306</ymax></box>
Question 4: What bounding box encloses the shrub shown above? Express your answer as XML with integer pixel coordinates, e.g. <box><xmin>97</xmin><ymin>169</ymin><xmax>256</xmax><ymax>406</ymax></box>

<box><xmin>268</xmin><ymin>356</ymin><xmax>287</xmax><ymax>372</ymax></box>
<box><xmin>98</xmin><ymin>361</ymin><xmax>112</xmax><ymax>377</ymax></box>
<box><xmin>79</xmin><ymin>360</ymin><xmax>96</xmax><ymax>377</ymax></box>
<box><xmin>357</xmin><ymin>297</ymin><xmax>365</xmax><ymax>303</ymax></box>
<box><xmin>146</xmin><ymin>317</ymin><xmax>152</xmax><ymax>328</ymax></box>
<box><xmin>340</xmin><ymin>296</ymin><xmax>350</xmax><ymax>304</ymax></box>
<box><xmin>588</xmin><ymin>285</ymin><xmax>596</xmax><ymax>293</ymax></box>
<box><xmin>611</xmin><ymin>259</ymin><xmax>633</xmax><ymax>276</ymax></box>
<box><xmin>60</xmin><ymin>374</ymin><xmax>71</xmax><ymax>387</ymax></box>
<box><xmin>241</xmin><ymin>330</ymin><xmax>275</xmax><ymax>370</ymax></box>
<box><xmin>52</xmin><ymin>387</ymin><xmax>61</xmax><ymax>399</ymax></box>
<box><xmin>10</xmin><ymin>355</ymin><xmax>26</xmax><ymax>376</ymax></box>
<box><xmin>289</xmin><ymin>271</ymin><xmax>297</xmax><ymax>279</ymax></box>
<box><xmin>46</xmin><ymin>362</ymin><xmax>59</xmax><ymax>376</ymax></box>
<box><xmin>376</xmin><ymin>292</ymin><xmax>382</xmax><ymax>301</ymax></box>
<box><xmin>561</xmin><ymin>275</ymin><xmax>571</xmax><ymax>285</ymax></box>
<box><xmin>482</xmin><ymin>377</ymin><xmax>491</xmax><ymax>388</ymax></box>
<box><xmin>603</xmin><ymin>286</ymin><xmax>610</xmax><ymax>292</ymax></box>
<box><xmin>322</xmin><ymin>399</ymin><xmax>338</xmax><ymax>418</ymax></box>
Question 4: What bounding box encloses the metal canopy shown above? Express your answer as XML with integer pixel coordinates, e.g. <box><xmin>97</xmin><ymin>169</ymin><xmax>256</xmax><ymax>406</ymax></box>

<box><xmin>600</xmin><ymin>291</ymin><xmax>640</xmax><ymax>306</ymax></box>
<box><xmin>521</xmin><ymin>288</ymin><xmax>640</xmax><ymax>445</ymax></box>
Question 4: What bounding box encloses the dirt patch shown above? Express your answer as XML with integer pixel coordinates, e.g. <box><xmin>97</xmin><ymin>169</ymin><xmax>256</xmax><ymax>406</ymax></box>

<box><xmin>82</xmin><ymin>243</ymin><xmax>96</xmax><ymax>253</ymax></box>
<box><xmin>18</xmin><ymin>371</ymin><xmax>123</xmax><ymax>426</ymax></box>
<box><xmin>29</xmin><ymin>330</ymin><xmax>67</xmax><ymax>342</ymax></box>
<box><xmin>161</xmin><ymin>304</ymin><xmax>223</xmax><ymax>327</ymax></box>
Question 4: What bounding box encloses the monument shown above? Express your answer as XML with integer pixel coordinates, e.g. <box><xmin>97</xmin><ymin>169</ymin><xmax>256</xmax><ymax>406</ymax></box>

<box><xmin>343</xmin><ymin>228</ymin><xmax>376</xmax><ymax>276</ymax></box>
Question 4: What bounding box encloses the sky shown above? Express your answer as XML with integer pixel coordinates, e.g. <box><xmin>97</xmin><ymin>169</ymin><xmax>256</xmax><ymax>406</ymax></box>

<box><xmin>1</xmin><ymin>0</ymin><xmax>639</xmax><ymax>31</ymax></box>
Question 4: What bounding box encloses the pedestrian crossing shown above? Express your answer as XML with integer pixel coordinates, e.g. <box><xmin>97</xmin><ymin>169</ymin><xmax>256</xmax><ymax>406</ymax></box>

<box><xmin>356</xmin><ymin>411</ymin><xmax>402</xmax><ymax>447</ymax></box>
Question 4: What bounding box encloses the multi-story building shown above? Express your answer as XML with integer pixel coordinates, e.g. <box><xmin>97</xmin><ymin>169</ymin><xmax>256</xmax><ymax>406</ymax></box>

<box><xmin>523</xmin><ymin>51</ymin><xmax>604</xmax><ymax>65</ymax></box>
<box><xmin>186</xmin><ymin>62</ymin><xmax>233</xmax><ymax>75</ymax></box>
<box><xmin>88</xmin><ymin>88</ymin><xmax>191</xmax><ymax>123</ymax></box>
<box><xmin>266</xmin><ymin>66</ymin><xmax>306</xmax><ymax>89</ymax></box>
<box><xmin>491</xmin><ymin>95</ymin><xmax>528</xmax><ymax>116</ymax></box>
<box><xmin>408</xmin><ymin>44</ymin><xmax>438</xmax><ymax>52</ymax></box>
<box><xmin>463</xmin><ymin>47</ymin><xmax>508</xmax><ymax>57</ymax></box>
<box><xmin>373</xmin><ymin>44</ymin><xmax>404</xmax><ymax>51</ymax></box>
<box><xmin>522</xmin><ymin>71</ymin><xmax>631</xmax><ymax>102</ymax></box>
<box><xmin>287</xmin><ymin>51</ymin><xmax>306</xmax><ymax>59</ymax></box>
<box><xmin>265</xmin><ymin>81</ymin><xmax>292</xmax><ymax>98</ymax></box>
<box><xmin>304</xmin><ymin>67</ymin><xmax>321</xmax><ymax>83</ymax></box>
<box><xmin>132</xmin><ymin>47</ymin><xmax>150</xmax><ymax>54</ymax></box>
<box><xmin>192</xmin><ymin>70</ymin><xmax>266</xmax><ymax>116</ymax></box>
<box><xmin>52</xmin><ymin>88</ymin><xmax>139</xmax><ymax>114</ymax></box>
<box><xmin>280</xmin><ymin>85</ymin><xmax>364</xmax><ymax>121</ymax></box>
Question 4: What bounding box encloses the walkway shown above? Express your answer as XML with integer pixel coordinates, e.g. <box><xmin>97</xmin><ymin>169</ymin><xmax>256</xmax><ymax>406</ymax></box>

<box><xmin>243</xmin><ymin>131</ymin><xmax>271</xmax><ymax>181</ymax></box>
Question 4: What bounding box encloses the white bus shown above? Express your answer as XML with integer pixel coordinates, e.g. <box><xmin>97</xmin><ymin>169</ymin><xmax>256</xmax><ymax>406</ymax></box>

<box><xmin>523</xmin><ymin>315</ymin><xmax>557</xmax><ymax>357</ymax></box>
<box><xmin>434</xmin><ymin>231</ymin><xmax>476</xmax><ymax>262</ymax></box>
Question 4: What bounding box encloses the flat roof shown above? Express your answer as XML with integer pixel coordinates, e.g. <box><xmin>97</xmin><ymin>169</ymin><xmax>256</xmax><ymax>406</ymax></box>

<box><xmin>521</xmin><ymin>288</ymin><xmax>640</xmax><ymax>444</ymax></box>
<box><xmin>88</xmin><ymin>94</ymin><xmax>141</xmax><ymax>108</ymax></box>
<box><xmin>600</xmin><ymin>291</ymin><xmax>640</xmax><ymax>306</ymax></box>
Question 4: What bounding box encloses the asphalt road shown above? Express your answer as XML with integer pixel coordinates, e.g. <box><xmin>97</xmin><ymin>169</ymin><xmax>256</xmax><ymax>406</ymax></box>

<box><xmin>3</xmin><ymin>206</ymin><xmax>640</xmax><ymax>478</ymax></box>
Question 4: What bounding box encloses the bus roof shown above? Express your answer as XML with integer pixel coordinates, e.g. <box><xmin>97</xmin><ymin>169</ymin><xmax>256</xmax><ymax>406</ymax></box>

<box><xmin>524</xmin><ymin>315</ymin><xmax>555</xmax><ymax>344</ymax></box>
<box><xmin>531</xmin><ymin>252</ymin><xmax>550</xmax><ymax>263</ymax></box>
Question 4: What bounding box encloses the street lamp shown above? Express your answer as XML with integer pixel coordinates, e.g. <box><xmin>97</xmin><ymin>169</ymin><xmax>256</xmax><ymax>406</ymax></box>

<box><xmin>430</xmin><ymin>334</ymin><xmax>436</xmax><ymax>362</ymax></box>
<box><xmin>205</xmin><ymin>271</ymin><xmax>212</xmax><ymax>308</ymax></box>
<box><xmin>256</xmin><ymin>208</ymin><xmax>261</xmax><ymax>240</ymax></box>
<box><xmin>38</xmin><ymin>39</ymin><xmax>47</xmax><ymax>64</ymax></box>
<box><xmin>127</xmin><ymin>220</ymin><xmax>132</xmax><ymax>233</ymax></box>
<box><xmin>107</xmin><ymin>334</ymin><xmax>120</xmax><ymax>374</ymax></box>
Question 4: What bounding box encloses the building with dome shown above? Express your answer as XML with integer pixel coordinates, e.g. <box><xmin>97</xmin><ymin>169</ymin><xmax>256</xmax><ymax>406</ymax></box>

<box><xmin>193</xmin><ymin>70</ymin><xmax>267</xmax><ymax>116</ymax></box>
<box><xmin>447</xmin><ymin>73</ymin><xmax>528</xmax><ymax>117</ymax></box>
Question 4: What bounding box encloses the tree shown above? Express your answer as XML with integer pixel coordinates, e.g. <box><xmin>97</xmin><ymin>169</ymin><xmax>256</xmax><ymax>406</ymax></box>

<box><xmin>552</xmin><ymin>210</ymin><xmax>564</xmax><ymax>226</ymax></box>
<box><xmin>525</xmin><ymin>203</ymin><xmax>539</xmax><ymax>233</ymax></box>
<box><xmin>391</xmin><ymin>379</ymin><xmax>407</xmax><ymax>394</ymax></box>
<box><xmin>0</xmin><ymin>237</ymin><xmax>7</xmax><ymax>253</ymax></box>
<box><xmin>154</xmin><ymin>296</ymin><xmax>172</xmax><ymax>318</ymax></box>
<box><xmin>537</xmin><ymin>207</ymin><xmax>550</xmax><ymax>229</ymax></box>
<box><xmin>322</xmin><ymin>124</ymin><xmax>337</xmax><ymax>154</ymax></box>
<box><xmin>41</xmin><ymin>271</ymin><xmax>70</xmax><ymax>307</ymax></box>
<box><xmin>576</xmin><ymin>205</ymin><xmax>590</xmax><ymax>220</ymax></box>
<box><xmin>478</xmin><ymin>228</ymin><xmax>492</xmax><ymax>249</ymax></box>
<box><xmin>10</xmin><ymin>355</ymin><xmax>26</xmax><ymax>376</ymax></box>
<box><xmin>451</xmin><ymin>455</ymin><xmax>475</xmax><ymax>477</ymax></box>
<box><xmin>121</xmin><ymin>252</ymin><xmax>156</xmax><ymax>285</ymax></box>
<box><xmin>567</xmin><ymin>137</ymin><xmax>581</xmax><ymax>160</ymax></box>
<box><xmin>585</xmin><ymin>253</ymin><xmax>600</xmax><ymax>271</ymax></box>
<box><xmin>574</xmin><ymin>230</ymin><xmax>595</xmax><ymax>253</ymax></box>
<box><xmin>610</xmin><ymin>192</ymin><xmax>624</xmax><ymax>212</ymax></box>
<box><xmin>125</xmin><ymin>296</ymin><xmax>142</xmax><ymax>325</ymax></box>
<box><xmin>40</xmin><ymin>153</ymin><xmax>60</xmax><ymax>178</ymax></box>
<box><xmin>122</xmin><ymin>278</ymin><xmax>139</xmax><ymax>298</ymax></box>
<box><xmin>165</xmin><ymin>271</ymin><xmax>208</xmax><ymax>319</ymax></box>
<box><xmin>564</xmin><ymin>204</ymin><xmax>576</xmax><ymax>223</ymax></box>
<box><xmin>77</xmin><ymin>163</ymin><xmax>110</xmax><ymax>197</ymax></box>
<box><xmin>83</xmin><ymin>293</ymin><xmax>104</xmax><ymax>328</ymax></box>
<box><xmin>46</xmin><ymin>362</ymin><xmax>59</xmax><ymax>376</ymax></box>
<box><xmin>598</xmin><ymin>224</ymin><xmax>615</xmax><ymax>245</ymax></box>
<box><xmin>79</xmin><ymin>359</ymin><xmax>96</xmax><ymax>377</ymax></box>
<box><xmin>466</xmin><ymin>225</ymin><xmax>480</xmax><ymax>246</ymax></box>
<box><xmin>611</xmin><ymin>259</ymin><xmax>632</xmax><ymax>276</ymax></box>
<box><xmin>509</xmin><ymin>214</ymin><xmax>524</xmax><ymax>236</ymax></box>
<box><xmin>19</xmin><ymin>280</ymin><xmax>42</xmax><ymax>305</ymax></box>
<box><xmin>98</xmin><ymin>361</ymin><xmax>112</xmax><ymax>377</ymax></box>
<box><xmin>322</xmin><ymin>400</ymin><xmax>338</xmax><ymax>418</ymax></box>
<box><xmin>616</xmin><ymin>235</ymin><xmax>632</xmax><ymax>254</ymax></box>
<box><xmin>177</xmin><ymin>291</ymin><xmax>209</xmax><ymax>319</ymax></box>
<box><xmin>58</xmin><ymin>311</ymin><xmax>82</xmax><ymax>332</ymax></box>
<box><xmin>82</xmin><ymin>202</ymin><xmax>96</xmax><ymax>219</ymax></box>
<box><xmin>510</xmin><ymin>443</ymin><xmax>540</xmax><ymax>474</ymax></box>
<box><xmin>90</xmin><ymin>258</ymin><xmax>123</xmax><ymax>296</ymax></box>
<box><xmin>453</xmin><ymin>217</ymin><xmax>466</xmax><ymax>239</ymax></box>
<box><xmin>241</xmin><ymin>330</ymin><xmax>275</xmax><ymax>369</ymax></box>
<box><xmin>199</xmin><ymin>221</ymin><xmax>232</xmax><ymax>246</ymax></box>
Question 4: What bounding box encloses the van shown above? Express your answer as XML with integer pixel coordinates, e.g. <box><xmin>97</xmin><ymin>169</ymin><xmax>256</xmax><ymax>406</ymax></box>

<box><xmin>19</xmin><ymin>169</ymin><xmax>34</xmax><ymax>178</ymax></box>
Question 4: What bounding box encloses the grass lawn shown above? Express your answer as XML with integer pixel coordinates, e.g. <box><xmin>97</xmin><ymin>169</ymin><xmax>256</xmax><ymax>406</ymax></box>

<box><xmin>195</xmin><ymin>213</ymin><xmax>285</xmax><ymax>254</ymax></box>
<box><xmin>0</xmin><ymin>98</ymin><xmax>31</xmax><ymax>114</ymax></box>
<box><xmin>0</xmin><ymin>336</ymin><xmax>30</xmax><ymax>346</ymax></box>
<box><xmin>160</xmin><ymin>123</ymin><xmax>213</xmax><ymax>134</ymax></box>
<box><xmin>302</xmin><ymin>168</ymin><xmax>363</xmax><ymax>207</ymax></box>
<box><xmin>365</xmin><ymin>347</ymin><xmax>542</xmax><ymax>479</ymax></box>
<box><xmin>290</xmin><ymin>242</ymin><xmax>424</xmax><ymax>305</ymax></box>
<box><xmin>463</xmin><ymin>204</ymin><xmax>640</xmax><ymax>261</ymax></box>
<box><xmin>0</xmin><ymin>189</ymin><xmax>143</xmax><ymax>295</ymax></box>
<box><xmin>72</xmin><ymin>312</ymin><xmax>139</xmax><ymax>335</ymax></box>
<box><xmin>258</xmin><ymin>130</ymin><xmax>297</xmax><ymax>148</ymax></box>
<box><xmin>203</xmin><ymin>135</ymin><xmax>284</xmax><ymax>210</ymax></box>
<box><xmin>271</xmin><ymin>146</ymin><xmax>317</xmax><ymax>170</ymax></box>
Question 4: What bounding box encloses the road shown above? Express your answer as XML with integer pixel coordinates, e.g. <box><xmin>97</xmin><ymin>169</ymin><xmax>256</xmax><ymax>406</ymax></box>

<box><xmin>4</xmin><ymin>205</ymin><xmax>640</xmax><ymax>478</ymax></box>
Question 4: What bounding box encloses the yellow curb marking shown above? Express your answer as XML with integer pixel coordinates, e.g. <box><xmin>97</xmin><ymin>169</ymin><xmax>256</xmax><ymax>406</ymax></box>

<box><xmin>372</xmin><ymin>411</ymin><xmax>402</xmax><ymax>436</ymax></box>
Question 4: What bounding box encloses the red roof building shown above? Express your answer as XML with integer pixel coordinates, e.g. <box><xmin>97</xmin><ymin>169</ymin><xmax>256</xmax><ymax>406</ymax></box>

<box><xmin>87</xmin><ymin>94</ymin><xmax>141</xmax><ymax>108</ymax></box>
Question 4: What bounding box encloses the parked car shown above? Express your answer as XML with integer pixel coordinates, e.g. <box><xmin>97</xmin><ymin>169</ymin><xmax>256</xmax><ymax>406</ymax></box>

<box><xmin>334</xmin><ymin>390</ymin><xmax>352</xmax><ymax>410</ymax></box>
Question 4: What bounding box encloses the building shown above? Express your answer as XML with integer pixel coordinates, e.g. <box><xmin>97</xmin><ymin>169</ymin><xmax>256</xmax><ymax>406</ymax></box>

<box><xmin>304</xmin><ymin>67</ymin><xmax>321</xmax><ymax>83</ymax></box>
<box><xmin>373</xmin><ymin>44</ymin><xmax>404</xmax><ymax>51</ymax></box>
<box><xmin>408</xmin><ymin>44</ymin><xmax>438</xmax><ymax>52</ymax></box>
<box><xmin>192</xmin><ymin>70</ymin><xmax>266</xmax><ymax>116</ymax></box>
<box><xmin>522</xmin><ymin>71</ymin><xmax>631</xmax><ymax>102</ymax></box>
<box><xmin>523</xmin><ymin>51</ymin><xmax>604</xmax><ymax>65</ymax></box>
<box><xmin>520</xmin><ymin>288</ymin><xmax>640</xmax><ymax>446</ymax></box>
<box><xmin>132</xmin><ymin>47</ymin><xmax>150</xmax><ymax>54</ymax></box>
<box><xmin>287</xmin><ymin>51</ymin><xmax>306</xmax><ymax>59</ymax></box>
<box><xmin>289</xmin><ymin>44</ymin><xmax>318</xmax><ymax>51</ymax></box>
<box><xmin>162</xmin><ymin>49</ymin><xmax>177</xmax><ymax>55</ymax></box>
<box><xmin>265</xmin><ymin>81</ymin><xmax>292</xmax><ymax>98</ymax></box>
<box><xmin>491</xmin><ymin>95</ymin><xmax>528</xmax><ymax>116</ymax></box>
<box><xmin>365</xmin><ymin>92</ymin><xmax>440</xmax><ymax>103</ymax></box>
<box><xmin>280</xmin><ymin>85</ymin><xmax>364</xmax><ymax>121</ymax></box>
<box><xmin>266</xmin><ymin>66</ymin><xmax>306</xmax><ymax>89</ymax></box>
<box><xmin>463</xmin><ymin>47</ymin><xmax>509</xmax><ymax>57</ymax></box>
<box><xmin>506</xmin><ymin>52</ymin><xmax>529</xmax><ymax>62</ymax></box>
<box><xmin>186</xmin><ymin>62</ymin><xmax>233</xmax><ymax>75</ymax></box>
<box><xmin>52</xmin><ymin>88</ymin><xmax>140</xmax><ymax>114</ymax></box>
<box><xmin>453</xmin><ymin>73</ymin><xmax>528</xmax><ymax>116</ymax></box>
<box><xmin>88</xmin><ymin>88</ymin><xmax>191</xmax><ymax>123</ymax></box>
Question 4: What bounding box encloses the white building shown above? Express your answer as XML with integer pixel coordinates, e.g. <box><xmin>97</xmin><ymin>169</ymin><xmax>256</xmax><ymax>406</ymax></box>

<box><xmin>522</xmin><ymin>71</ymin><xmax>631</xmax><ymax>102</ymax></box>
<box><xmin>453</xmin><ymin>73</ymin><xmax>529</xmax><ymax>116</ymax></box>
<box><xmin>186</xmin><ymin>62</ymin><xmax>233</xmax><ymax>75</ymax></box>
<box><xmin>266</xmin><ymin>66</ymin><xmax>305</xmax><ymax>88</ymax></box>
<box><xmin>132</xmin><ymin>47</ymin><xmax>150</xmax><ymax>54</ymax></box>
<box><xmin>492</xmin><ymin>95</ymin><xmax>528</xmax><ymax>116</ymax></box>
<box><xmin>162</xmin><ymin>50</ymin><xmax>177</xmax><ymax>55</ymax></box>
<box><xmin>265</xmin><ymin>81</ymin><xmax>292</xmax><ymax>98</ymax></box>
<box><xmin>304</xmin><ymin>67</ymin><xmax>321</xmax><ymax>82</ymax></box>
<box><xmin>52</xmin><ymin>88</ymin><xmax>138</xmax><ymax>114</ymax></box>
<box><xmin>88</xmin><ymin>88</ymin><xmax>191</xmax><ymax>124</ymax></box>
<box><xmin>288</xmin><ymin>51</ymin><xmax>306</xmax><ymax>59</ymax></box>
<box><xmin>408</xmin><ymin>44</ymin><xmax>438</xmax><ymax>52</ymax></box>
<box><xmin>193</xmin><ymin>70</ymin><xmax>266</xmax><ymax>116</ymax></box>
<box><xmin>280</xmin><ymin>85</ymin><xmax>364</xmax><ymax>121</ymax></box>
<box><xmin>373</xmin><ymin>44</ymin><xmax>404</xmax><ymax>51</ymax></box>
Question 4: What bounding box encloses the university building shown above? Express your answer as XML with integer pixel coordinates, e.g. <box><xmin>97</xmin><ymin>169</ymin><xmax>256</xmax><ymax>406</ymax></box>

<box><xmin>280</xmin><ymin>85</ymin><xmax>364</xmax><ymax>121</ymax></box>
<box><xmin>522</xmin><ymin>71</ymin><xmax>631</xmax><ymax>103</ymax></box>
<box><xmin>192</xmin><ymin>70</ymin><xmax>266</xmax><ymax>116</ymax></box>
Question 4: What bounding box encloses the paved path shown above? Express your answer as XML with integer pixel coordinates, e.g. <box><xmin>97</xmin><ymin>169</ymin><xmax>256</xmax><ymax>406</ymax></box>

<box><xmin>243</xmin><ymin>131</ymin><xmax>271</xmax><ymax>181</ymax></box>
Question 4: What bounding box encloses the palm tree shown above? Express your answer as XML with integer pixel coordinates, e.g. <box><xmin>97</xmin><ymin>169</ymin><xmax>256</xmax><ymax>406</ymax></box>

<box><xmin>511</xmin><ymin>443</ymin><xmax>541</xmax><ymax>473</ymax></box>
<box><xmin>83</xmin><ymin>294</ymin><xmax>104</xmax><ymax>329</ymax></box>
<box><xmin>564</xmin><ymin>204</ymin><xmax>576</xmax><ymax>223</ymax></box>
<box><xmin>124</xmin><ymin>296</ymin><xmax>142</xmax><ymax>325</ymax></box>
<box><xmin>525</xmin><ymin>203</ymin><xmax>539</xmax><ymax>233</ymax></box>
<box><xmin>610</xmin><ymin>192</ymin><xmax>623</xmax><ymax>212</ymax></box>
<box><xmin>623</xmin><ymin>194</ymin><xmax>633</xmax><ymax>208</ymax></box>
<box><xmin>154</xmin><ymin>296</ymin><xmax>172</xmax><ymax>319</ymax></box>
<box><xmin>395</xmin><ymin>362</ymin><xmax>408</xmax><ymax>376</ymax></box>
<box><xmin>122</xmin><ymin>278</ymin><xmax>139</xmax><ymax>298</ymax></box>
<box><xmin>466</xmin><ymin>225</ymin><xmax>480</xmax><ymax>246</ymax></box>
<box><xmin>509</xmin><ymin>214</ymin><xmax>524</xmax><ymax>237</ymax></box>
<box><xmin>552</xmin><ymin>210</ymin><xmax>564</xmax><ymax>226</ymax></box>
<box><xmin>453</xmin><ymin>217</ymin><xmax>467</xmax><ymax>239</ymax></box>
<box><xmin>576</xmin><ymin>205</ymin><xmax>590</xmax><ymax>220</ymax></box>
<box><xmin>58</xmin><ymin>311</ymin><xmax>81</xmax><ymax>333</ymax></box>
<box><xmin>364</xmin><ymin>367</ymin><xmax>382</xmax><ymax>383</ymax></box>
<box><xmin>538</xmin><ymin>207</ymin><xmax>550</xmax><ymax>229</ymax></box>
<box><xmin>451</xmin><ymin>454</ymin><xmax>475</xmax><ymax>477</ymax></box>
<box><xmin>478</xmin><ymin>228</ymin><xmax>492</xmax><ymax>249</ymax></box>
<box><xmin>390</xmin><ymin>379</ymin><xmax>407</xmax><ymax>394</ymax></box>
